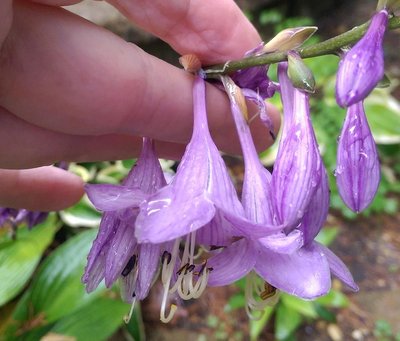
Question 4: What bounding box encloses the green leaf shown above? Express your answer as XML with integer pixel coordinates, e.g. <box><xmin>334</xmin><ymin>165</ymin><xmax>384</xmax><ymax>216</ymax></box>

<box><xmin>275</xmin><ymin>303</ymin><xmax>303</xmax><ymax>340</ymax></box>
<box><xmin>280</xmin><ymin>294</ymin><xmax>317</xmax><ymax>318</ymax></box>
<box><xmin>13</xmin><ymin>230</ymin><xmax>98</xmax><ymax>323</ymax></box>
<box><xmin>316</xmin><ymin>290</ymin><xmax>348</xmax><ymax>308</ymax></box>
<box><xmin>365</xmin><ymin>91</ymin><xmax>400</xmax><ymax>144</ymax></box>
<box><xmin>49</xmin><ymin>296</ymin><xmax>128</xmax><ymax>341</ymax></box>
<box><xmin>315</xmin><ymin>227</ymin><xmax>339</xmax><ymax>246</ymax></box>
<box><xmin>0</xmin><ymin>216</ymin><xmax>59</xmax><ymax>306</ymax></box>
<box><xmin>224</xmin><ymin>293</ymin><xmax>245</xmax><ymax>312</ymax></box>
<box><xmin>250</xmin><ymin>305</ymin><xmax>275</xmax><ymax>341</ymax></box>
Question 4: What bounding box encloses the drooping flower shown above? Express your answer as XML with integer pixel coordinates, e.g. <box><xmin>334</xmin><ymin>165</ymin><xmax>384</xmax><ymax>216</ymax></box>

<box><xmin>0</xmin><ymin>208</ymin><xmax>47</xmax><ymax>230</ymax></box>
<box><xmin>83</xmin><ymin>138</ymin><xmax>167</xmax><ymax>315</ymax></box>
<box><xmin>336</xmin><ymin>101</ymin><xmax>381</xmax><ymax>212</ymax></box>
<box><xmin>135</xmin><ymin>76</ymin><xmax>247</xmax><ymax>245</ymax></box>
<box><xmin>336</xmin><ymin>9</ymin><xmax>388</xmax><ymax>107</ymax></box>
<box><xmin>206</xmin><ymin>74</ymin><xmax>356</xmax><ymax>313</ymax></box>
<box><xmin>133</xmin><ymin>76</ymin><xmax>275</xmax><ymax>322</ymax></box>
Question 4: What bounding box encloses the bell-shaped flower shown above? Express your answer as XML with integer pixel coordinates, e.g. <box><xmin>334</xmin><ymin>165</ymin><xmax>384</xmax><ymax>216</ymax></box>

<box><xmin>336</xmin><ymin>101</ymin><xmax>380</xmax><ymax>212</ymax></box>
<box><xmin>135</xmin><ymin>76</ymin><xmax>246</xmax><ymax>245</ymax></box>
<box><xmin>82</xmin><ymin>138</ymin><xmax>167</xmax><ymax>308</ymax></box>
<box><xmin>272</xmin><ymin>62</ymin><xmax>323</xmax><ymax>229</ymax></box>
<box><xmin>336</xmin><ymin>9</ymin><xmax>388</xmax><ymax>107</ymax></box>
<box><xmin>208</xmin><ymin>75</ymin><xmax>356</xmax><ymax>306</ymax></box>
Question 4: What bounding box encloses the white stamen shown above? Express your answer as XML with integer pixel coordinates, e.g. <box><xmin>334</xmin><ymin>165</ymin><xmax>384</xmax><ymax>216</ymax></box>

<box><xmin>244</xmin><ymin>272</ymin><xmax>279</xmax><ymax>320</ymax></box>
<box><xmin>124</xmin><ymin>296</ymin><xmax>137</xmax><ymax>324</ymax></box>
<box><xmin>123</xmin><ymin>264</ymin><xmax>139</xmax><ymax>324</ymax></box>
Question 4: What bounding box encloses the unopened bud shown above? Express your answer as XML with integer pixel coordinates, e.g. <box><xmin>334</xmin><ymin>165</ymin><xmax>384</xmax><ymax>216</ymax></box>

<box><xmin>179</xmin><ymin>54</ymin><xmax>202</xmax><ymax>73</ymax></box>
<box><xmin>261</xmin><ymin>26</ymin><xmax>318</xmax><ymax>54</ymax></box>
<box><xmin>287</xmin><ymin>51</ymin><xmax>316</xmax><ymax>93</ymax></box>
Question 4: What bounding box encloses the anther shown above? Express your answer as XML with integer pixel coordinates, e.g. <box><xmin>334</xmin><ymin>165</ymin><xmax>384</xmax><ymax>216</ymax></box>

<box><xmin>260</xmin><ymin>282</ymin><xmax>277</xmax><ymax>300</ymax></box>
<box><xmin>161</xmin><ymin>251</ymin><xmax>172</xmax><ymax>265</ymax></box>
<box><xmin>121</xmin><ymin>255</ymin><xmax>137</xmax><ymax>277</ymax></box>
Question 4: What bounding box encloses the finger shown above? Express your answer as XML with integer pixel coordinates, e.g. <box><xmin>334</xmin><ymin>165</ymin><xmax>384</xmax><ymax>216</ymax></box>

<box><xmin>0</xmin><ymin>166</ymin><xmax>84</xmax><ymax>211</ymax></box>
<box><xmin>107</xmin><ymin>0</ymin><xmax>261</xmax><ymax>64</ymax></box>
<box><xmin>0</xmin><ymin>0</ymin><xmax>12</xmax><ymax>46</ymax></box>
<box><xmin>0</xmin><ymin>107</ymin><xmax>186</xmax><ymax>169</ymax></box>
<box><xmin>0</xmin><ymin>1</ymin><xmax>279</xmax><ymax>156</ymax></box>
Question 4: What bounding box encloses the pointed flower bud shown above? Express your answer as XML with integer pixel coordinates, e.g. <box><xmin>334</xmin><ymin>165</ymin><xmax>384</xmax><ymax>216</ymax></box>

<box><xmin>336</xmin><ymin>10</ymin><xmax>388</xmax><ymax>107</ymax></box>
<box><xmin>287</xmin><ymin>51</ymin><xmax>316</xmax><ymax>93</ymax></box>
<box><xmin>336</xmin><ymin>101</ymin><xmax>380</xmax><ymax>212</ymax></box>
<box><xmin>261</xmin><ymin>26</ymin><xmax>318</xmax><ymax>54</ymax></box>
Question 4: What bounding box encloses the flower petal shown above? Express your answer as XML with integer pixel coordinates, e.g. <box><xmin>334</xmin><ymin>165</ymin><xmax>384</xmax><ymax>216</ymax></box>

<box><xmin>123</xmin><ymin>138</ymin><xmax>167</xmax><ymax>192</ymax></box>
<box><xmin>104</xmin><ymin>216</ymin><xmax>137</xmax><ymax>287</ymax></box>
<box><xmin>316</xmin><ymin>243</ymin><xmax>359</xmax><ymax>291</ymax></box>
<box><xmin>207</xmin><ymin>239</ymin><xmax>257</xmax><ymax>286</ymax></box>
<box><xmin>135</xmin><ymin>186</ymin><xmax>216</xmax><ymax>243</ymax></box>
<box><xmin>85</xmin><ymin>184</ymin><xmax>146</xmax><ymax>211</ymax></box>
<box><xmin>255</xmin><ymin>242</ymin><xmax>331</xmax><ymax>299</ymax></box>
<box><xmin>258</xmin><ymin>229</ymin><xmax>304</xmax><ymax>254</ymax></box>
<box><xmin>300</xmin><ymin>168</ymin><xmax>330</xmax><ymax>245</ymax></box>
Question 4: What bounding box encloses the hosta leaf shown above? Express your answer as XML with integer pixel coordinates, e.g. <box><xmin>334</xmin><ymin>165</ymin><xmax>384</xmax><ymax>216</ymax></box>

<box><xmin>365</xmin><ymin>91</ymin><xmax>400</xmax><ymax>144</ymax></box>
<box><xmin>280</xmin><ymin>293</ymin><xmax>317</xmax><ymax>318</ymax></box>
<box><xmin>275</xmin><ymin>302</ymin><xmax>302</xmax><ymax>340</ymax></box>
<box><xmin>12</xmin><ymin>230</ymin><xmax>98</xmax><ymax>324</ymax></box>
<box><xmin>48</xmin><ymin>296</ymin><xmax>127</xmax><ymax>341</ymax></box>
<box><xmin>0</xmin><ymin>216</ymin><xmax>58</xmax><ymax>306</ymax></box>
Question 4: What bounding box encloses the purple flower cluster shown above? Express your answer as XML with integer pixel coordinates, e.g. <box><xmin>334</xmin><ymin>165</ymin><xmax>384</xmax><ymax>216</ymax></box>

<box><xmin>84</xmin><ymin>61</ymin><xmax>359</xmax><ymax>321</ymax></box>
<box><xmin>83</xmin><ymin>9</ymin><xmax>390</xmax><ymax>321</ymax></box>
<box><xmin>335</xmin><ymin>9</ymin><xmax>388</xmax><ymax>212</ymax></box>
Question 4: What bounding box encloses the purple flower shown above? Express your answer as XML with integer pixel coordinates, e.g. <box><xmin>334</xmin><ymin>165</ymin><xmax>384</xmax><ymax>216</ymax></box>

<box><xmin>207</xmin><ymin>75</ymin><xmax>356</xmax><ymax>306</ymax></box>
<box><xmin>336</xmin><ymin>101</ymin><xmax>380</xmax><ymax>212</ymax></box>
<box><xmin>0</xmin><ymin>207</ymin><xmax>48</xmax><ymax>230</ymax></box>
<box><xmin>83</xmin><ymin>138</ymin><xmax>167</xmax><ymax>309</ymax></box>
<box><xmin>135</xmin><ymin>76</ymin><xmax>246</xmax><ymax>245</ymax></box>
<box><xmin>336</xmin><ymin>9</ymin><xmax>388</xmax><ymax>107</ymax></box>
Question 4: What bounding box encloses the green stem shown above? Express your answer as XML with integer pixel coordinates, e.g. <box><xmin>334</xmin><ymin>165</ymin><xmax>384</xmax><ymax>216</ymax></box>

<box><xmin>203</xmin><ymin>15</ymin><xmax>400</xmax><ymax>77</ymax></box>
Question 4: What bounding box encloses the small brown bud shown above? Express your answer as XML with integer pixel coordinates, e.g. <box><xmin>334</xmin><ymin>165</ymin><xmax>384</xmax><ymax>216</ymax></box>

<box><xmin>179</xmin><ymin>54</ymin><xmax>202</xmax><ymax>73</ymax></box>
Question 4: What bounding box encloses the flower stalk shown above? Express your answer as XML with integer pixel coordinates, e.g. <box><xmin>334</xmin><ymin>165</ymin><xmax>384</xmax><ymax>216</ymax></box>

<box><xmin>203</xmin><ymin>15</ymin><xmax>400</xmax><ymax>77</ymax></box>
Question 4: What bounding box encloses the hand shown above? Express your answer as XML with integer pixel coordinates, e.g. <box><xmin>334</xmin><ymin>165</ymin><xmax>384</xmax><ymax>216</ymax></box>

<box><xmin>0</xmin><ymin>0</ymin><xmax>280</xmax><ymax>211</ymax></box>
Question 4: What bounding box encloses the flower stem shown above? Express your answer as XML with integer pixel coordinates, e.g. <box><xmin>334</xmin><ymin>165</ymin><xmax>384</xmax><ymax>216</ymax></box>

<box><xmin>203</xmin><ymin>15</ymin><xmax>400</xmax><ymax>77</ymax></box>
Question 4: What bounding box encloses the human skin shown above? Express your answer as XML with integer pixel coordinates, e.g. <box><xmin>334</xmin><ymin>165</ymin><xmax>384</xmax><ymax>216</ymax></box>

<box><xmin>0</xmin><ymin>0</ymin><xmax>280</xmax><ymax>210</ymax></box>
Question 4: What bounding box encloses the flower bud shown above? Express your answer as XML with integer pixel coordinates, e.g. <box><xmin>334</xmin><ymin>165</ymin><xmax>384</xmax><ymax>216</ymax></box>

<box><xmin>179</xmin><ymin>54</ymin><xmax>202</xmax><ymax>73</ymax></box>
<box><xmin>336</xmin><ymin>101</ymin><xmax>380</xmax><ymax>212</ymax></box>
<box><xmin>287</xmin><ymin>51</ymin><xmax>316</xmax><ymax>93</ymax></box>
<box><xmin>261</xmin><ymin>26</ymin><xmax>318</xmax><ymax>54</ymax></box>
<box><xmin>336</xmin><ymin>10</ymin><xmax>388</xmax><ymax>107</ymax></box>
